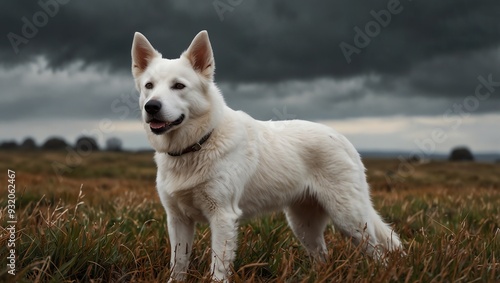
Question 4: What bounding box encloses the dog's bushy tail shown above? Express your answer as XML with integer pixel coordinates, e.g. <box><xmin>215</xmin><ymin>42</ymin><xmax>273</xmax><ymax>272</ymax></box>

<box><xmin>370</xmin><ymin>208</ymin><xmax>403</xmax><ymax>253</ymax></box>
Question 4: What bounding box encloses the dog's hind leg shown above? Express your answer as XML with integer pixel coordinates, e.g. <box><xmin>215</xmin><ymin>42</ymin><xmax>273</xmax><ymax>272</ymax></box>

<box><xmin>285</xmin><ymin>194</ymin><xmax>329</xmax><ymax>262</ymax></box>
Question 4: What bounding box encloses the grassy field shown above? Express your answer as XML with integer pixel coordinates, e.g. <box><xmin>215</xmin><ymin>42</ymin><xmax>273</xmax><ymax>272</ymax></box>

<box><xmin>0</xmin><ymin>150</ymin><xmax>499</xmax><ymax>282</ymax></box>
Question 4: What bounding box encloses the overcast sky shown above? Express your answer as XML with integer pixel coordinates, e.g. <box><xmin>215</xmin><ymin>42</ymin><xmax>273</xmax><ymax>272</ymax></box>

<box><xmin>1</xmin><ymin>0</ymin><xmax>499</xmax><ymax>154</ymax></box>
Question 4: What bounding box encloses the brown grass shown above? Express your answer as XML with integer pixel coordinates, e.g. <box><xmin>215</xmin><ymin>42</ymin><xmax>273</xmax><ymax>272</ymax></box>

<box><xmin>0</xmin><ymin>150</ymin><xmax>499</xmax><ymax>282</ymax></box>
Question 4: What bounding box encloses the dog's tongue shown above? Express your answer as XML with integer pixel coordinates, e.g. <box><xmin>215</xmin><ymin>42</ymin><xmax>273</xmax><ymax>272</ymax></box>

<box><xmin>150</xmin><ymin>121</ymin><xmax>167</xmax><ymax>129</ymax></box>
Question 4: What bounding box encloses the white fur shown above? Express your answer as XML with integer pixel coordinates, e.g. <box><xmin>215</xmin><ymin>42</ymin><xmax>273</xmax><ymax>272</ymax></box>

<box><xmin>131</xmin><ymin>30</ymin><xmax>402</xmax><ymax>282</ymax></box>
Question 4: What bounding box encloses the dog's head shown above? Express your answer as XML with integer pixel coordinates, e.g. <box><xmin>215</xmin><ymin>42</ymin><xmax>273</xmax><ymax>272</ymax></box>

<box><xmin>131</xmin><ymin>31</ymin><xmax>216</xmax><ymax>149</ymax></box>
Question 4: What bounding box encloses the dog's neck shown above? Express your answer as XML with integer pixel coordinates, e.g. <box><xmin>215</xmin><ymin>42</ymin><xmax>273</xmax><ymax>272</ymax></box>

<box><xmin>167</xmin><ymin>130</ymin><xmax>213</xmax><ymax>156</ymax></box>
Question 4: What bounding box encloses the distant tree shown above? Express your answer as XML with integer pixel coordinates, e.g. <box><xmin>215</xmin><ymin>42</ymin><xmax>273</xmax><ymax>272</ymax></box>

<box><xmin>0</xmin><ymin>140</ymin><xmax>18</xmax><ymax>150</ymax></box>
<box><xmin>20</xmin><ymin>137</ymin><xmax>37</xmax><ymax>150</ymax></box>
<box><xmin>42</xmin><ymin>137</ymin><xmax>68</xmax><ymax>150</ymax></box>
<box><xmin>449</xmin><ymin>147</ymin><xmax>474</xmax><ymax>162</ymax></box>
<box><xmin>407</xmin><ymin>154</ymin><xmax>421</xmax><ymax>164</ymax></box>
<box><xmin>75</xmin><ymin>136</ymin><xmax>99</xmax><ymax>152</ymax></box>
<box><xmin>106</xmin><ymin>137</ymin><xmax>123</xmax><ymax>152</ymax></box>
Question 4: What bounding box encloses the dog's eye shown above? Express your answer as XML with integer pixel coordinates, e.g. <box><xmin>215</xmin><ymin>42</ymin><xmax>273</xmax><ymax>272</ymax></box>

<box><xmin>145</xmin><ymin>82</ymin><xmax>153</xmax><ymax>89</ymax></box>
<box><xmin>172</xmin><ymin>83</ymin><xmax>185</xmax><ymax>90</ymax></box>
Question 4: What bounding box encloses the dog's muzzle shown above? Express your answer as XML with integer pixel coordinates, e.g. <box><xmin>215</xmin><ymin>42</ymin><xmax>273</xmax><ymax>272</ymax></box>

<box><xmin>145</xmin><ymin>100</ymin><xmax>185</xmax><ymax>135</ymax></box>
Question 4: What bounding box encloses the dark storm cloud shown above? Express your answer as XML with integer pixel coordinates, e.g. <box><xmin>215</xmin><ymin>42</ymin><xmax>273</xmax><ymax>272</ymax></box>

<box><xmin>1</xmin><ymin>0</ymin><xmax>500</xmax><ymax>128</ymax></box>
<box><xmin>2</xmin><ymin>0</ymin><xmax>500</xmax><ymax>83</ymax></box>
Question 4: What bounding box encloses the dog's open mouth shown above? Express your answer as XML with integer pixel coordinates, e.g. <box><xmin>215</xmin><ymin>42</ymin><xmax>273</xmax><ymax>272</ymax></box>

<box><xmin>149</xmin><ymin>114</ymin><xmax>185</xmax><ymax>135</ymax></box>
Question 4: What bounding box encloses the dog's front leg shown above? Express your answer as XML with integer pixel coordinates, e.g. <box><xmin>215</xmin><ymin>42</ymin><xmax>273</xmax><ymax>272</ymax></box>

<box><xmin>167</xmin><ymin>214</ymin><xmax>195</xmax><ymax>282</ymax></box>
<box><xmin>209</xmin><ymin>210</ymin><xmax>239</xmax><ymax>283</ymax></box>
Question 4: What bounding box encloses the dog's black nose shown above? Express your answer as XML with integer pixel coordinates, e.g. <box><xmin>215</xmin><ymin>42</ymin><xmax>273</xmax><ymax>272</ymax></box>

<box><xmin>145</xmin><ymin>100</ymin><xmax>162</xmax><ymax>114</ymax></box>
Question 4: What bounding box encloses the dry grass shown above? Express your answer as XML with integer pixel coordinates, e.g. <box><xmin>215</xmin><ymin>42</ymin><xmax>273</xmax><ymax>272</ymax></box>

<box><xmin>0</xmin><ymin>150</ymin><xmax>499</xmax><ymax>282</ymax></box>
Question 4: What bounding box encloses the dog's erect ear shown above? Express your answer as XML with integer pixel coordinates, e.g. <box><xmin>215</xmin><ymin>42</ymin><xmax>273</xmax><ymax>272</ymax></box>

<box><xmin>183</xmin><ymin>30</ymin><xmax>215</xmax><ymax>80</ymax></box>
<box><xmin>131</xmin><ymin>32</ymin><xmax>161</xmax><ymax>78</ymax></box>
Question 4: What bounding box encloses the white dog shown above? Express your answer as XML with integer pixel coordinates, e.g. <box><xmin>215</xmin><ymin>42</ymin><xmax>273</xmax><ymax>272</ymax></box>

<box><xmin>131</xmin><ymin>30</ymin><xmax>402</xmax><ymax>282</ymax></box>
